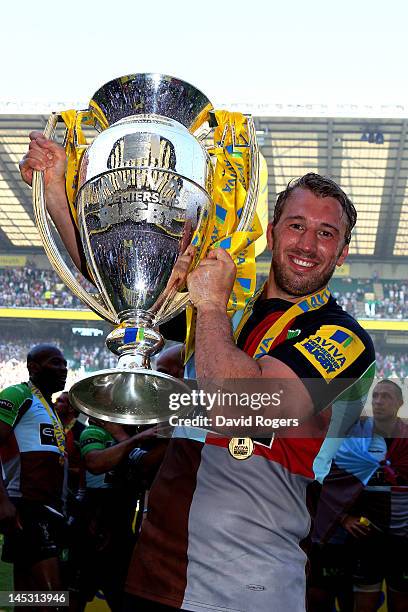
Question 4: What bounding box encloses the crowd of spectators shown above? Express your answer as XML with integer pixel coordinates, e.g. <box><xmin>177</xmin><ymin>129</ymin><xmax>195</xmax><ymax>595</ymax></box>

<box><xmin>0</xmin><ymin>266</ymin><xmax>92</xmax><ymax>309</ymax></box>
<box><xmin>331</xmin><ymin>277</ymin><xmax>408</xmax><ymax>319</ymax></box>
<box><xmin>375</xmin><ymin>281</ymin><xmax>408</xmax><ymax>319</ymax></box>
<box><xmin>2</xmin><ymin>266</ymin><xmax>408</xmax><ymax>320</ymax></box>
<box><xmin>0</xmin><ymin>338</ymin><xmax>117</xmax><ymax>391</ymax></box>
<box><xmin>376</xmin><ymin>351</ymin><xmax>408</xmax><ymax>379</ymax></box>
<box><xmin>69</xmin><ymin>343</ymin><xmax>117</xmax><ymax>371</ymax></box>
<box><xmin>330</xmin><ymin>277</ymin><xmax>370</xmax><ymax>317</ymax></box>
<box><xmin>0</xmin><ymin>337</ymin><xmax>407</xmax><ymax>390</ymax></box>
<box><xmin>0</xmin><ymin>266</ymin><xmax>407</xmax><ymax>388</ymax></box>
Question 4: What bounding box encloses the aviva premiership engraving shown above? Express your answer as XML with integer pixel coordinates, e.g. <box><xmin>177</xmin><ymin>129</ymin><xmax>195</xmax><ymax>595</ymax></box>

<box><xmin>78</xmin><ymin>168</ymin><xmax>209</xmax><ymax>238</ymax></box>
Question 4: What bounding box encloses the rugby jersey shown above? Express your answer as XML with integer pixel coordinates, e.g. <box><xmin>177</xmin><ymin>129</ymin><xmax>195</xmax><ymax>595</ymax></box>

<box><xmin>315</xmin><ymin>417</ymin><xmax>408</xmax><ymax>541</ymax></box>
<box><xmin>127</xmin><ymin>294</ymin><xmax>375</xmax><ymax>612</ymax></box>
<box><xmin>0</xmin><ymin>383</ymin><xmax>66</xmax><ymax>513</ymax></box>
<box><xmin>80</xmin><ymin>424</ymin><xmax>116</xmax><ymax>488</ymax></box>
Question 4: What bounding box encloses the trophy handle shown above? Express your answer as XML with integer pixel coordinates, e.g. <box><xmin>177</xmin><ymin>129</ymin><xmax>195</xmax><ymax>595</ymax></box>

<box><xmin>32</xmin><ymin>113</ymin><xmax>117</xmax><ymax>324</ymax></box>
<box><xmin>236</xmin><ymin>116</ymin><xmax>260</xmax><ymax>231</ymax></box>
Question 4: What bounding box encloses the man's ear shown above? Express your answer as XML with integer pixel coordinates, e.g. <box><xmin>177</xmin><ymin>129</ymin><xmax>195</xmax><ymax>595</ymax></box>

<box><xmin>397</xmin><ymin>397</ymin><xmax>404</xmax><ymax>412</ymax></box>
<box><xmin>266</xmin><ymin>222</ymin><xmax>274</xmax><ymax>251</ymax></box>
<box><xmin>336</xmin><ymin>243</ymin><xmax>349</xmax><ymax>267</ymax></box>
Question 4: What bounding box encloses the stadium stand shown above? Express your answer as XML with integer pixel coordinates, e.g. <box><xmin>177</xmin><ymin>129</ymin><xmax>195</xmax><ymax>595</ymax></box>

<box><xmin>0</xmin><ymin>266</ymin><xmax>91</xmax><ymax>308</ymax></box>
<box><xmin>1</xmin><ymin>266</ymin><xmax>408</xmax><ymax>319</ymax></box>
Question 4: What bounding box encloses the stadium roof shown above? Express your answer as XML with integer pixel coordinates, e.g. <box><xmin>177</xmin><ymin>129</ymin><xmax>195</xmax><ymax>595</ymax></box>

<box><xmin>0</xmin><ymin>112</ymin><xmax>408</xmax><ymax>259</ymax></box>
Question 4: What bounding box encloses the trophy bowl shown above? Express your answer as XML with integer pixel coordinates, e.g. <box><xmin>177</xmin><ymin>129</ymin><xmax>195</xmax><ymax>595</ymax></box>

<box><xmin>32</xmin><ymin>73</ymin><xmax>259</xmax><ymax>424</ymax></box>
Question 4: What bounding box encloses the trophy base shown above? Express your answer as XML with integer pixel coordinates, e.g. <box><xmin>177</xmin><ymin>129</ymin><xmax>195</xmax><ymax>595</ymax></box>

<box><xmin>69</xmin><ymin>368</ymin><xmax>191</xmax><ymax>425</ymax></box>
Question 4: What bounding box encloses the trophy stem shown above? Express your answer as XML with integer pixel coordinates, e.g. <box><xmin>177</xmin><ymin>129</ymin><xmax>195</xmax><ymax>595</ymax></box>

<box><xmin>106</xmin><ymin>310</ymin><xmax>164</xmax><ymax>365</ymax></box>
<box><xmin>118</xmin><ymin>353</ymin><xmax>151</xmax><ymax>370</ymax></box>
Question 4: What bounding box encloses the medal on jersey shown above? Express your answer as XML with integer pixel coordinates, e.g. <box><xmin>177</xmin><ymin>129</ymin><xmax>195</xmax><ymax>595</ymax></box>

<box><xmin>228</xmin><ymin>437</ymin><xmax>254</xmax><ymax>460</ymax></box>
<box><xmin>28</xmin><ymin>382</ymin><xmax>66</xmax><ymax>465</ymax></box>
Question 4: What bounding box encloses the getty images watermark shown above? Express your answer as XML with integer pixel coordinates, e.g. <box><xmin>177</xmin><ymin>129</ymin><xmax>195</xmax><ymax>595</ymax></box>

<box><xmin>167</xmin><ymin>389</ymin><xmax>299</xmax><ymax>429</ymax></box>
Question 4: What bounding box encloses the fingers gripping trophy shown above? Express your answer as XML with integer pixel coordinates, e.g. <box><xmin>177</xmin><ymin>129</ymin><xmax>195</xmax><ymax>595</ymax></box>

<box><xmin>27</xmin><ymin>74</ymin><xmax>262</xmax><ymax>424</ymax></box>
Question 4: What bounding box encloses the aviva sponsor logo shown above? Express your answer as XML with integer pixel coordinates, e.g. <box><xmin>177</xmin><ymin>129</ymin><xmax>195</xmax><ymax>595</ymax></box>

<box><xmin>294</xmin><ymin>325</ymin><xmax>364</xmax><ymax>380</ymax></box>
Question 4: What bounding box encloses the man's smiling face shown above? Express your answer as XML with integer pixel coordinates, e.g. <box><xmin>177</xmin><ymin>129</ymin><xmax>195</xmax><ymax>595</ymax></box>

<box><xmin>267</xmin><ymin>187</ymin><xmax>349</xmax><ymax>298</ymax></box>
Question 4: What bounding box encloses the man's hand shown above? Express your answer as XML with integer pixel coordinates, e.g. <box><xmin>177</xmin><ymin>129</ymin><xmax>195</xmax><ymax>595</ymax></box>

<box><xmin>134</xmin><ymin>425</ymin><xmax>159</xmax><ymax>443</ymax></box>
<box><xmin>187</xmin><ymin>248</ymin><xmax>236</xmax><ymax>310</ymax></box>
<box><xmin>341</xmin><ymin>515</ymin><xmax>372</xmax><ymax>538</ymax></box>
<box><xmin>166</xmin><ymin>245</ymin><xmax>196</xmax><ymax>293</ymax></box>
<box><xmin>19</xmin><ymin>131</ymin><xmax>88</xmax><ymax>274</ymax></box>
<box><xmin>19</xmin><ymin>131</ymin><xmax>67</xmax><ymax>191</ymax></box>
<box><xmin>84</xmin><ymin>425</ymin><xmax>159</xmax><ymax>475</ymax></box>
<box><xmin>0</xmin><ymin>497</ymin><xmax>21</xmax><ymax>535</ymax></box>
<box><xmin>96</xmin><ymin>422</ymin><xmax>158</xmax><ymax>443</ymax></box>
<box><xmin>100</xmin><ymin>421</ymin><xmax>130</xmax><ymax>442</ymax></box>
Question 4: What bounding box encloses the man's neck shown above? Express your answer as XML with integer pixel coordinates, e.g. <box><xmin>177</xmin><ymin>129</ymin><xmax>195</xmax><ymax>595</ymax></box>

<box><xmin>29</xmin><ymin>378</ymin><xmax>52</xmax><ymax>405</ymax></box>
<box><xmin>265</xmin><ymin>283</ymin><xmax>302</xmax><ymax>302</ymax></box>
<box><xmin>374</xmin><ymin>417</ymin><xmax>398</xmax><ymax>437</ymax></box>
<box><xmin>264</xmin><ymin>279</ymin><xmax>327</xmax><ymax>303</ymax></box>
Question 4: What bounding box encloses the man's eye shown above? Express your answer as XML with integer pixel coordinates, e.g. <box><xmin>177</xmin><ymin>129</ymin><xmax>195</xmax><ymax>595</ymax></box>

<box><xmin>319</xmin><ymin>230</ymin><xmax>333</xmax><ymax>238</ymax></box>
<box><xmin>290</xmin><ymin>223</ymin><xmax>303</xmax><ymax>230</ymax></box>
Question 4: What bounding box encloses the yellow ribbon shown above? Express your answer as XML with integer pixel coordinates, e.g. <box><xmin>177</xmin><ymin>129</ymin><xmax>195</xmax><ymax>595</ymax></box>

<box><xmin>184</xmin><ymin>111</ymin><xmax>264</xmax><ymax>362</ymax></box>
<box><xmin>60</xmin><ymin>109</ymin><xmax>95</xmax><ymax>225</ymax></box>
<box><xmin>234</xmin><ymin>286</ymin><xmax>332</xmax><ymax>359</ymax></box>
<box><xmin>254</xmin><ymin>153</ymin><xmax>269</xmax><ymax>257</ymax></box>
<box><xmin>28</xmin><ymin>382</ymin><xmax>66</xmax><ymax>465</ymax></box>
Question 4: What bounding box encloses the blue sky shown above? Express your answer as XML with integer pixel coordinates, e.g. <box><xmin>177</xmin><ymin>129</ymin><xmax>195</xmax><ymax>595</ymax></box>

<box><xmin>2</xmin><ymin>0</ymin><xmax>408</xmax><ymax>108</ymax></box>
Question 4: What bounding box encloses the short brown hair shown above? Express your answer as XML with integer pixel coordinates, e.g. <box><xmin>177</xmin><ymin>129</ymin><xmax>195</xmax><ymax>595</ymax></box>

<box><xmin>273</xmin><ymin>173</ymin><xmax>357</xmax><ymax>244</ymax></box>
<box><xmin>377</xmin><ymin>379</ymin><xmax>403</xmax><ymax>404</ymax></box>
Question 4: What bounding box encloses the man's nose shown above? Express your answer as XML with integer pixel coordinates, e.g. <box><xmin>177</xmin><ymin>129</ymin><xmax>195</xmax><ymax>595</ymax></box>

<box><xmin>296</xmin><ymin>229</ymin><xmax>316</xmax><ymax>253</ymax></box>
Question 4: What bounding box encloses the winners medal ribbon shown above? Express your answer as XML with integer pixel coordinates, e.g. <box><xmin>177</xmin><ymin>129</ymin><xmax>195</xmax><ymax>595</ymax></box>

<box><xmin>28</xmin><ymin>382</ymin><xmax>66</xmax><ymax>466</ymax></box>
<box><xmin>234</xmin><ymin>286</ymin><xmax>332</xmax><ymax>357</ymax></box>
<box><xmin>227</xmin><ymin>286</ymin><xmax>331</xmax><ymax>460</ymax></box>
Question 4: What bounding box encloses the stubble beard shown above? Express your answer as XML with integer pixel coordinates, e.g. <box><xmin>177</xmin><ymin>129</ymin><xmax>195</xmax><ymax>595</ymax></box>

<box><xmin>272</xmin><ymin>255</ymin><xmax>337</xmax><ymax>297</ymax></box>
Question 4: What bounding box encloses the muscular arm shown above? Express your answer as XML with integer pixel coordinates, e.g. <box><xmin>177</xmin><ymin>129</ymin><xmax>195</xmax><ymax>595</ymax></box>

<box><xmin>188</xmin><ymin>248</ymin><xmax>314</xmax><ymax>423</ymax></box>
<box><xmin>0</xmin><ymin>422</ymin><xmax>19</xmax><ymax>530</ymax></box>
<box><xmin>0</xmin><ymin>421</ymin><xmax>12</xmax><ymax>499</ymax></box>
<box><xmin>19</xmin><ymin>132</ymin><xmax>88</xmax><ymax>275</ymax></box>
<box><xmin>85</xmin><ymin>436</ymin><xmax>137</xmax><ymax>474</ymax></box>
<box><xmin>84</xmin><ymin>427</ymin><xmax>158</xmax><ymax>475</ymax></box>
<box><xmin>0</xmin><ymin>468</ymin><xmax>17</xmax><ymax>531</ymax></box>
<box><xmin>195</xmin><ymin>303</ymin><xmax>313</xmax><ymax>422</ymax></box>
<box><xmin>44</xmin><ymin>180</ymin><xmax>87</xmax><ymax>274</ymax></box>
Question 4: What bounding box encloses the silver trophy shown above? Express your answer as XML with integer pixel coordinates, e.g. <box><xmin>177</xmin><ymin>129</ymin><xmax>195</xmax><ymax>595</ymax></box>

<box><xmin>32</xmin><ymin>74</ymin><xmax>259</xmax><ymax>424</ymax></box>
